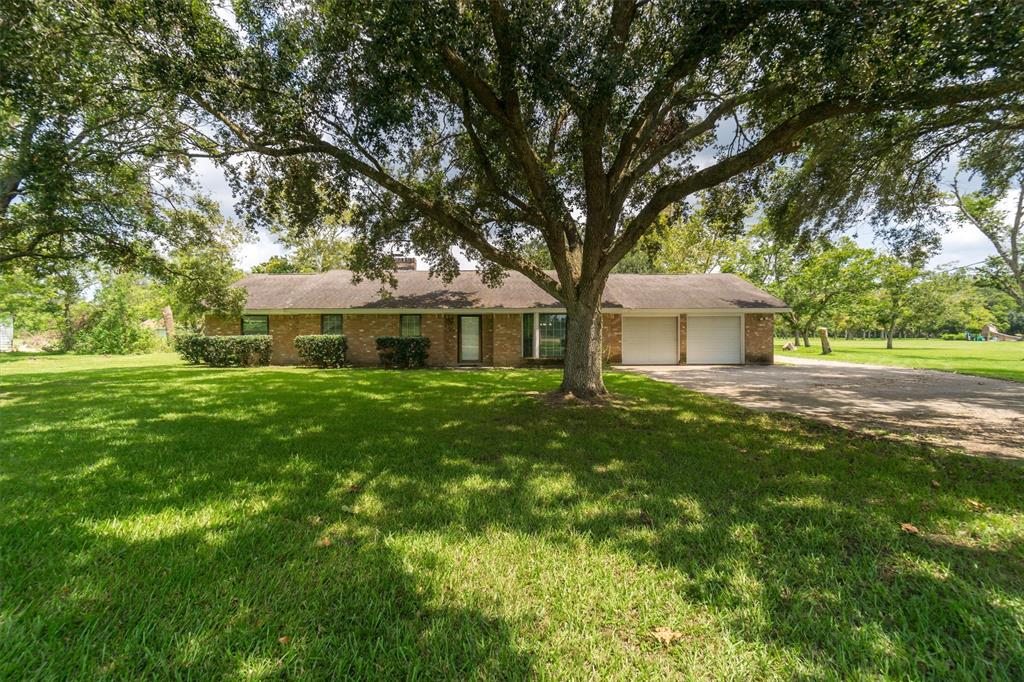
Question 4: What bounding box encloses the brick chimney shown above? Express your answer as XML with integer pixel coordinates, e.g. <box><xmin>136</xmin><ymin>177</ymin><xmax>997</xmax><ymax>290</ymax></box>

<box><xmin>395</xmin><ymin>256</ymin><xmax>417</xmax><ymax>270</ymax></box>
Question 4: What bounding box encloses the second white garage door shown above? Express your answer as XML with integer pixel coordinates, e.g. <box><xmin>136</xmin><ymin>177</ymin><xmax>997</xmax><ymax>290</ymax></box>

<box><xmin>621</xmin><ymin>316</ymin><xmax>679</xmax><ymax>364</ymax></box>
<box><xmin>687</xmin><ymin>315</ymin><xmax>743</xmax><ymax>364</ymax></box>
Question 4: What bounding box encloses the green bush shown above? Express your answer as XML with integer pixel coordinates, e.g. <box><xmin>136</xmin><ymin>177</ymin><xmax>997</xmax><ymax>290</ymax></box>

<box><xmin>175</xmin><ymin>335</ymin><xmax>273</xmax><ymax>367</ymax></box>
<box><xmin>202</xmin><ymin>335</ymin><xmax>272</xmax><ymax>367</ymax></box>
<box><xmin>173</xmin><ymin>333</ymin><xmax>207</xmax><ymax>364</ymax></box>
<box><xmin>376</xmin><ymin>336</ymin><xmax>430</xmax><ymax>368</ymax></box>
<box><xmin>294</xmin><ymin>334</ymin><xmax>348</xmax><ymax>367</ymax></box>
<box><xmin>940</xmin><ymin>332</ymin><xmax>966</xmax><ymax>341</ymax></box>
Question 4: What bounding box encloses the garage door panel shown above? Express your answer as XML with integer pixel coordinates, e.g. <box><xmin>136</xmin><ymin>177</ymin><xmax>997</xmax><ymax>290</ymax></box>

<box><xmin>622</xmin><ymin>317</ymin><xmax>678</xmax><ymax>364</ymax></box>
<box><xmin>687</xmin><ymin>316</ymin><xmax>742</xmax><ymax>364</ymax></box>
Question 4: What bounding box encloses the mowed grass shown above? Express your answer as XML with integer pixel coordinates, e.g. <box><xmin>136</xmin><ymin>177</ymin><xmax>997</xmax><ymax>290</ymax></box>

<box><xmin>777</xmin><ymin>337</ymin><xmax>1024</xmax><ymax>383</ymax></box>
<box><xmin>2</xmin><ymin>354</ymin><xmax>1023</xmax><ymax>680</ymax></box>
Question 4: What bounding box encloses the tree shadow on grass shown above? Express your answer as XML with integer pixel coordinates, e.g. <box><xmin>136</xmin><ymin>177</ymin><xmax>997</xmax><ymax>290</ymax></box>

<box><xmin>3</xmin><ymin>363</ymin><xmax>1024</xmax><ymax>678</ymax></box>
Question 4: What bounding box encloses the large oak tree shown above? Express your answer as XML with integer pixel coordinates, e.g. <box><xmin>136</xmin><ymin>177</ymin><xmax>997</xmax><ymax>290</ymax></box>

<box><xmin>0</xmin><ymin>0</ymin><xmax>230</xmax><ymax>272</ymax></box>
<box><xmin>120</xmin><ymin>0</ymin><xmax>1023</xmax><ymax>397</ymax></box>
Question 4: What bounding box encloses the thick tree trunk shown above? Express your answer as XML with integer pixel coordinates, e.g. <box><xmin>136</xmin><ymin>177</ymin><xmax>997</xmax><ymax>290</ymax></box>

<box><xmin>560</xmin><ymin>299</ymin><xmax>607</xmax><ymax>400</ymax></box>
<box><xmin>801</xmin><ymin>331</ymin><xmax>810</xmax><ymax>347</ymax></box>
<box><xmin>886</xmin><ymin>325</ymin><xmax>895</xmax><ymax>349</ymax></box>
<box><xmin>818</xmin><ymin>327</ymin><xmax>832</xmax><ymax>354</ymax></box>
<box><xmin>161</xmin><ymin>306</ymin><xmax>175</xmax><ymax>337</ymax></box>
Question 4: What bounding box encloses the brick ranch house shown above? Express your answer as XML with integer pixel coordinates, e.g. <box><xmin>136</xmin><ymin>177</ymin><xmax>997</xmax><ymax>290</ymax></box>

<box><xmin>205</xmin><ymin>260</ymin><xmax>788</xmax><ymax>367</ymax></box>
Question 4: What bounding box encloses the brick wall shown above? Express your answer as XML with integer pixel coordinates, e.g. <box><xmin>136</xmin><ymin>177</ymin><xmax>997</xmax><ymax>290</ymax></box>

<box><xmin>602</xmin><ymin>314</ymin><xmax>622</xmax><ymax>364</ymax></box>
<box><xmin>481</xmin><ymin>314</ymin><xmax>494</xmax><ymax>365</ymax></box>
<box><xmin>204</xmin><ymin>316</ymin><xmax>237</xmax><ymax>336</ymax></box>
<box><xmin>744</xmin><ymin>313</ymin><xmax>774</xmax><ymax>364</ymax></box>
<box><xmin>203</xmin><ymin>310</ymin><xmax>749</xmax><ymax>367</ymax></box>
<box><xmin>204</xmin><ymin>313</ymin><xmax>319</xmax><ymax>364</ymax></box>
<box><xmin>493</xmin><ymin>313</ymin><xmax>522</xmax><ymax>366</ymax></box>
<box><xmin>679</xmin><ymin>315</ymin><xmax>687</xmax><ymax>364</ymax></box>
<box><xmin>420</xmin><ymin>314</ymin><xmax>456</xmax><ymax>366</ymax></box>
<box><xmin>343</xmin><ymin>314</ymin><xmax>398</xmax><ymax>365</ymax></box>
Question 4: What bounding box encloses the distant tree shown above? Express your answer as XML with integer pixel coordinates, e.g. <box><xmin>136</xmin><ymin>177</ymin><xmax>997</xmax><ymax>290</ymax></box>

<box><xmin>871</xmin><ymin>257</ymin><xmax>926</xmax><ymax>349</ymax></box>
<box><xmin>727</xmin><ymin>230</ymin><xmax>878</xmax><ymax>347</ymax></box>
<box><xmin>76</xmin><ymin>273</ymin><xmax>155</xmax><ymax>354</ymax></box>
<box><xmin>282</xmin><ymin>217</ymin><xmax>355</xmax><ymax>273</ymax></box>
<box><xmin>0</xmin><ymin>266</ymin><xmax>61</xmax><ymax>335</ymax></box>
<box><xmin>252</xmin><ymin>256</ymin><xmax>297</xmax><ymax>274</ymax></box>
<box><xmin>166</xmin><ymin>245</ymin><xmax>246</xmax><ymax>331</ymax></box>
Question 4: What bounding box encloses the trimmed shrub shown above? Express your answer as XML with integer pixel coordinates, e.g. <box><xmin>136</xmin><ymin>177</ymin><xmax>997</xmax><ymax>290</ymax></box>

<box><xmin>173</xmin><ymin>333</ymin><xmax>206</xmax><ymax>364</ymax></box>
<box><xmin>376</xmin><ymin>336</ymin><xmax>431</xmax><ymax>368</ymax></box>
<box><xmin>202</xmin><ymin>335</ymin><xmax>272</xmax><ymax>367</ymax></box>
<box><xmin>295</xmin><ymin>334</ymin><xmax>348</xmax><ymax>367</ymax></box>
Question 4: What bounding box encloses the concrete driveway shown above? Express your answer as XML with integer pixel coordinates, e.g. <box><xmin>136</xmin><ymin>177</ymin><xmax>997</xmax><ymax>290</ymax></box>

<box><xmin>622</xmin><ymin>356</ymin><xmax>1024</xmax><ymax>460</ymax></box>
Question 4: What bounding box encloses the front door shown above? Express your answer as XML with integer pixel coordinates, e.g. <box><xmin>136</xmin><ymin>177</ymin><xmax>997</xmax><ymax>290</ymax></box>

<box><xmin>459</xmin><ymin>315</ymin><xmax>481</xmax><ymax>363</ymax></box>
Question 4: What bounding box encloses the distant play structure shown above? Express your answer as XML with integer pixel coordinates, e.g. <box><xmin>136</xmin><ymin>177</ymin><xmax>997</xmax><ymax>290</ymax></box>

<box><xmin>980</xmin><ymin>324</ymin><xmax>1023</xmax><ymax>342</ymax></box>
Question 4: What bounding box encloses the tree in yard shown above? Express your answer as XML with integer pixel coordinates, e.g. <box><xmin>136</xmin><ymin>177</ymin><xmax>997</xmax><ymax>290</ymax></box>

<box><xmin>871</xmin><ymin>256</ymin><xmax>929</xmax><ymax>349</ymax></box>
<box><xmin>76</xmin><ymin>272</ymin><xmax>157</xmax><ymax>354</ymax></box>
<box><xmin>159</xmin><ymin>207</ymin><xmax>248</xmax><ymax>331</ymax></box>
<box><xmin>730</xmin><ymin>233</ymin><xmax>879</xmax><ymax>347</ymax></box>
<box><xmin>0</xmin><ymin>0</ymin><xmax>231</xmax><ymax>273</ymax></box>
<box><xmin>119</xmin><ymin>0</ymin><xmax>1023</xmax><ymax>397</ymax></box>
<box><xmin>952</xmin><ymin>179</ymin><xmax>1024</xmax><ymax>309</ymax></box>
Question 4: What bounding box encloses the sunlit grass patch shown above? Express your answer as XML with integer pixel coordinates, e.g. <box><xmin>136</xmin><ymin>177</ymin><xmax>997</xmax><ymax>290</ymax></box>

<box><xmin>1</xmin><ymin>353</ymin><xmax>1022</xmax><ymax>679</ymax></box>
<box><xmin>778</xmin><ymin>337</ymin><xmax>1024</xmax><ymax>382</ymax></box>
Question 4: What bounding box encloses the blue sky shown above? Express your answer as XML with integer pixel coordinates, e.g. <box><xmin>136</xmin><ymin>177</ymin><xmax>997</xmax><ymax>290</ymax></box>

<box><xmin>192</xmin><ymin>159</ymin><xmax>999</xmax><ymax>274</ymax></box>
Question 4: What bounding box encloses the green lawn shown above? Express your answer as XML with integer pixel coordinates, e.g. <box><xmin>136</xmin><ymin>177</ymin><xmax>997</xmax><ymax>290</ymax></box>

<box><xmin>2</xmin><ymin>354</ymin><xmax>1023</xmax><ymax>679</ymax></box>
<box><xmin>778</xmin><ymin>337</ymin><xmax>1024</xmax><ymax>382</ymax></box>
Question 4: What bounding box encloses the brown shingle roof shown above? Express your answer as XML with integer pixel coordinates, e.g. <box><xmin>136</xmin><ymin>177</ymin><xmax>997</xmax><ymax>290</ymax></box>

<box><xmin>236</xmin><ymin>269</ymin><xmax>787</xmax><ymax>311</ymax></box>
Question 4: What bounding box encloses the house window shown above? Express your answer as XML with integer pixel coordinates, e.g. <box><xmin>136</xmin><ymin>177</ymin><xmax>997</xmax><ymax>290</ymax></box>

<box><xmin>400</xmin><ymin>314</ymin><xmax>421</xmax><ymax>337</ymax></box>
<box><xmin>321</xmin><ymin>314</ymin><xmax>343</xmax><ymax>335</ymax></box>
<box><xmin>522</xmin><ymin>313</ymin><xmax>535</xmax><ymax>358</ymax></box>
<box><xmin>538</xmin><ymin>313</ymin><xmax>567</xmax><ymax>358</ymax></box>
<box><xmin>241</xmin><ymin>315</ymin><xmax>269</xmax><ymax>335</ymax></box>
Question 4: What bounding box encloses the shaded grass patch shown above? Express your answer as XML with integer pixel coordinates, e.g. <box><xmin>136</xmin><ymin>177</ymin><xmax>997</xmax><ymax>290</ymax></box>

<box><xmin>2</xmin><ymin>354</ymin><xmax>1022</xmax><ymax>679</ymax></box>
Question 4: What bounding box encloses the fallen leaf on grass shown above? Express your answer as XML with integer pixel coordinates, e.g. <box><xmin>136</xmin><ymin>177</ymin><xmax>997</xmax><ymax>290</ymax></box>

<box><xmin>278</xmin><ymin>636</ymin><xmax>292</xmax><ymax>645</ymax></box>
<box><xmin>900</xmin><ymin>523</ymin><xmax>919</xmax><ymax>535</ymax></box>
<box><xmin>316</xmin><ymin>537</ymin><xmax>333</xmax><ymax>548</ymax></box>
<box><xmin>651</xmin><ymin>627</ymin><xmax>685</xmax><ymax>645</ymax></box>
<box><xmin>966</xmin><ymin>499</ymin><xmax>988</xmax><ymax>511</ymax></box>
<box><xmin>931</xmin><ymin>480</ymin><xmax>941</xmax><ymax>489</ymax></box>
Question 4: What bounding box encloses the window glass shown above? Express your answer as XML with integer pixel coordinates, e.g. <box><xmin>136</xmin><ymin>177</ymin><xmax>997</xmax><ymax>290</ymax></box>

<box><xmin>538</xmin><ymin>313</ymin><xmax>567</xmax><ymax>358</ymax></box>
<box><xmin>400</xmin><ymin>314</ymin><xmax>422</xmax><ymax>337</ymax></box>
<box><xmin>321</xmin><ymin>314</ymin><xmax>343</xmax><ymax>335</ymax></box>
<box><xmin>522</xmin><ymin>313</ymin><xmax>534</xmax><ymax>357</ymax></box>
<box><xmin>241</xmin><ymin>315</ymin><xmax>269</xmax><ymax>335</ymax></box>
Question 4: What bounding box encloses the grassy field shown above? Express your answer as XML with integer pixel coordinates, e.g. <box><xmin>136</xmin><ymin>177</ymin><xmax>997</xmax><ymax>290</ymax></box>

<box><xmin>777</xmin><ymin>337</ymin><xmax>1024</xmax><ymax>382</ymax></box>
<box><xmin>2</xmin><ymin>354</ymin><xmax>1023</xmax><ymax>679</ymax></box>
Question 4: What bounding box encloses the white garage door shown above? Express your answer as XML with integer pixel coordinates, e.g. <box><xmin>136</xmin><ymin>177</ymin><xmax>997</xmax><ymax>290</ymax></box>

<box><xmin>621</xmin><ymin>316</ymin><xmax>679</xmax><ymax>364</ymax></box>
<box><xmin>687</xmin><ymin>316</ymin><xmax>743</xmax><ymax>364</ymax></box>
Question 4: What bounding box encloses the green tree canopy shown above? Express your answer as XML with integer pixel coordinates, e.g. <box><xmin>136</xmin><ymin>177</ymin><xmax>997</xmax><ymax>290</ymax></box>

<box><xmin>108</xmin><ymin>0</ymin><xmax>1024</xmax><ymax>395</ymax></box>
<box><xmin>0</xmin><ymin>0</ymin><xmax>229</xmax><ymax>273</ymax></box>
